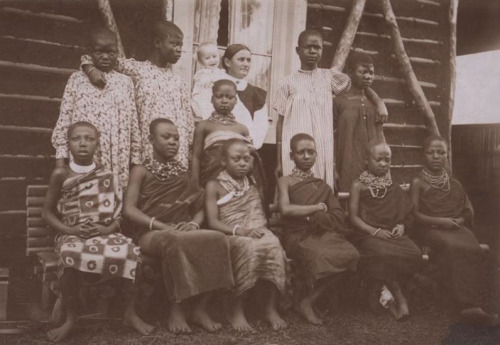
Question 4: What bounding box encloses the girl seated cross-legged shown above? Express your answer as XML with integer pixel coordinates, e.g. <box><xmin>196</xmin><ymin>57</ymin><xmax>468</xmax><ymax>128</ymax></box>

<box><xmin>349</xmin><ymin>140</ymin><xmax>423</xmax><ymax>321</ymax></box>
<box><xmin>205</xmin><ymin>139</ymin><xmax>288</xmax><ymax>332</ymax></box>
<box><xmin>410</xmin><ymin>135</ymin><xmax>496</xmax><ymax>327</ymax></box>
<box><xmin>42</xmin><ymin>122</ymin><xmax>153</xmax><ymax>342</ymax></box>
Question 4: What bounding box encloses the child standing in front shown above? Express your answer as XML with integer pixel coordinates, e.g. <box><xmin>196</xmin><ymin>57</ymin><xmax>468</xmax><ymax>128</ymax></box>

<box><xmin>273</xmin><ymin>30</ymin><xmax>387</xmax><ymax>190</ymax></box>
<box><xmin>205</xmin><ymin>139</ymin><xmax>288</xmax><ymax>332</ymax></box>
<box><xmin>277</xmin><ymin>133</ymin><xmax>359</xmax><ymax>325</ymax></box>
<box><xmin>52</xmin><ymin>28</ymin><xmax>141</xmax><ymax>190</ymax></box>
<box><xmin>410</xmin><ymin>135</ymin><xmax>495</xmax><ymax>326</ymax></box>
<box><xmin>192</xmin><ymin>79</ymin><xmax>265</xmax><ymax>189</ymax></box>
<box><xmin>349</xmin><ymin>141</ymin><xmax>422</xmax><ymax>321</ymax></box>
<box><xmin>334</xmin><ymin>52</ymin><xmax>386</xmax><ymax>192</ymax></box>
<box><xmin>191</xmin><ymin>42</ymin><xmax>226</xmax><ymax>120</ymax></box>
<box><xmin>43</xmin><ymin>122</ymin><xmax>152</xmax><ymax>342</ymax></box>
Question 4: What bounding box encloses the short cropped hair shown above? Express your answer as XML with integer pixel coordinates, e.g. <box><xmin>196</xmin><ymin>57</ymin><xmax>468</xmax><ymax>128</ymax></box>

<box><xmin>365</xmin><ymin>138</ymin><xmax>389</xmax><ymax>157</ymax></box>
<box><xmin>297</xmin><ymin>30</ymin><xmax>323</xmax><ymax>46</ymax></box>
<box><xmin>422</xmin><ymin>134</ymin><xmax>448</xmax><ymax>151</ymax></box>
<box><xmin>346</xmin><ymin>52</ymin><xmax>374</xmax><ymax>73</ymax></box>
<box><xmin>212</xmin><ymin>79</ymin><xmax>237</xmax><ymax>93</ymax></box>
<box><xmin>87</xmin><ymin>27</ymin><xmax>116</xmax><ymax>48</ymax></box>
<box><xmin>149</xmin><ymin>118</ymin><xmax>175</xmax><ymax>135</ymax></box>
<box><xmin>222</xmin><ymin>138</ymin><xmax>249</xmax><ymax>157</ymax></box>
<box><xmin>67</xmin><ymin>121</ymin><xmax>98</xmax><ymax>138</ymax></box>
<box><xmin>290</xmin><ymin>133</ymin><xmax>315</xmax><ymax>152</ymax></box>
<box><xmin>152</xmin><ymin>20</ymin><xmax>182</xmax><ymax>42</ymax></box>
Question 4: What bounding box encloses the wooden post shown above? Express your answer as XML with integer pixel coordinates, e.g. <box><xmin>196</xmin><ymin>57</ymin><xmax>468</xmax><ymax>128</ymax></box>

<box><xmin>380</xmin><ymin>0</ymin><xmax>440</xmax><ymax>136</ymax></box>
<box><xmin>161</xmin><ymin>0</ymin><xmax>173</xmax><ymax>21</ymax></box>
<box><xmin>96</xmin><ymin>0</ymin><xmax>125</xmax><ymax>58</ymax></box>
<box><xmin>331</xmin><ymin>0</ymin><xmax>367</xmax><ymax>70</ymax></box>
<box><xmin>445</xmin><ymin>0</ymin><xmax>459</xmax><ymax>169</ymax></box>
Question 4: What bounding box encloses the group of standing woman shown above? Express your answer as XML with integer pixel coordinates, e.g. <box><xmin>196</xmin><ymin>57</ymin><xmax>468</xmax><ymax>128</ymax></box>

<box><xmin>42</xmin><ymin>20</ymin><xmax>495</xmax><ymax>343</ymax></box>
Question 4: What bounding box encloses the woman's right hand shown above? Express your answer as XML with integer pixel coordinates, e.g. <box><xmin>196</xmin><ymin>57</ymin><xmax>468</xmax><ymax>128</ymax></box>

<box><xmin>374</xmin><ymin>229</ymin><xmax>393</xmax><ymax>239</ymax></box>
<box><xmin>438</xmin><ymin>217</ymin><xmax>460</xmax><ymax>229</ymax></box>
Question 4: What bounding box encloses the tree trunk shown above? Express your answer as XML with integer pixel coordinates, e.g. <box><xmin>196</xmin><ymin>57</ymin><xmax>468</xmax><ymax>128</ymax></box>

<box><xmin>331</xmin><ymin>0</ymin><xmax>367</xmax><ymax>70</ymax></box>
<box><xmin>96</xmin><ymin>0</ymin><xmax>125</xmax><ymax>58</ymax></box>
<box><xmin>380</xmin><ymin>0</ymin><xmax>440</xmax><ymax>136</ymax></box>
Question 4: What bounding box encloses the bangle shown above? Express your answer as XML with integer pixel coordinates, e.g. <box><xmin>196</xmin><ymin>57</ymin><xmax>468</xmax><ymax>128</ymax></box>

<box><xmin>232</xmin><ymin>224</ymin><xmax>241</xmax><ymax>236</ymax></box>
<box><xmin>149</xmin><ymin>217</ymin><xmax>156</xmax><ymax>231</ymax></box>
<box><xmin>188</xmin><ymin>221</ymin><xmax>200</xmax><ymax>230</ymax></box>
<box><xmin>319</xmin><ymin>203</ymin><xmax>327</xmax><ymax>212</ymax></box>
<box><xmin>372</xmin><ymin>228</ymin><xmax>381</xmax><ymax>237</ymax></box>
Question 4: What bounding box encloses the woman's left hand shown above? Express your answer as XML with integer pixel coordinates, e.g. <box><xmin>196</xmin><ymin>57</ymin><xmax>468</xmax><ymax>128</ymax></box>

<box><xmin>390</xmin><ymin>224</ymin><xmax>404</xmax><ymax>239</ymax></box>
<box><xmin>175</xmin><ymin>222</ymin><xmax>197</xmax><ymax>232</ymax></box>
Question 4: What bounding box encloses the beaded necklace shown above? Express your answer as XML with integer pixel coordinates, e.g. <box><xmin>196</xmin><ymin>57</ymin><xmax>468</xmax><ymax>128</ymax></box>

<box><xmin>420</xmin><ymin>168</ymin><xmax>450</xmax><ymax>191</ymax></box>
<box><xmin>359</xmin><ymin>170</ymin><xmax>392</xmax><ymax>199</ymax></box>
<box><xmin>290</xmin><ymin>167</ymin><xmax>314</xmax><ymax>180</ymax></box>
<box><xmin>143</xmin><ymin>157</ymin><xmax>187</xmax><ymax>181</ymax></box>
<box><xmin>69</xmin><ymin>161</ymin><xmax>96</xmax><ymax>174</ymax></box>
<box><xmin>208</xmin><ymin>112</ymin><xmax>237</xmax><ymax>125</ymax></box>
<box><xmin>217</xmin><ymin>170</ymin><xmax>250</xmax><ymax>197</ymax></box>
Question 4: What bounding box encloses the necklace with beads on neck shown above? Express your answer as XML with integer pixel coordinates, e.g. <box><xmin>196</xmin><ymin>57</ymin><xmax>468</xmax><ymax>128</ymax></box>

<box><xmin>143</xmin><ymin>157</ymin><xmax>186</xmax><ymax>181</ymax></box>
<box><xmin>217</xmin><ymin>170</ymin><xmax>250</xmax><ymax>197</ymax></box>
<box><xmin>290</xmin><ymin>167</ymin><xmax>314</xmax><ymax>180</ymax></box>
<box><xmin>208</xmin><ymin>112</ymin><xmax>237</xmax><ymax>125</ymax></box>
<box><xmin>69</xmin><ymin>161</ymin><xmax>96</xmax><ymax>174</ymax></box>
<box><xmin>420</xmin><ymin>168</ymin><xmax>450</xmax><ymax>191</ymax></box>
<box><xmin>359</xmin><ymin>171</ymin><xmax>392</xmax><ymax>199</ymax></box>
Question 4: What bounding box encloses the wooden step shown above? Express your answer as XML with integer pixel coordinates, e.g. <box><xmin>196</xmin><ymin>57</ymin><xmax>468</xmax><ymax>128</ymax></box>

<box><xmin>373</xmin><ymin>78</ymin><xmax>441</xmax><ymax>103</ymax></box>
<box><xmin>364</xmin><ymin>0</ymin><xmax>444</xmax><ymax>23</ymax></box>
<box><xmin>384</xmin><ymin>124</ymin><xmax>428</xmax><ymax>147</ymax></box>
<box><xmin>0</xmin><ymin>94</ymin><xmax>60</xmax><ymax>128</ymax></box>
<box><xmin>0</xmin><ymin>178</ymin><xmax>27</xmax><ymax>212</ymax></box>
<box><xmin>0</xmin><ymin>36</ymin><xmax>84</xmax><ymax>70</ymax></box>
<box><xmin>389</xmin><ymin>144</ymin><xmax>423</xmax><ymax>167</ymax></box>
<box><xmin>0</xmin><ymin>212</ymin><xmax>26</xmax><ymax>239</ymax></box>
<box><xmin>0</xmin><ymin>129</ymin><xmax>54</xmax><ymax>156</ymax></box>
<box><xmin>0</xmin><ymin>154</ymin><xmax>54</xmax><ymax>179</ymax></box>
<box><xmin>390</xmin><ymin>165</ymin><xmax>422</xmax><ymax>185</ymax></box>
<box><xmin>0</xmin><ymin>64</ymin><xmax>70</xmax><ymax>99</ymax></box>
<box><xmin>0</xmin><ymin>6</ymin><xmax>88</xmax><ymax>46</ymax></box>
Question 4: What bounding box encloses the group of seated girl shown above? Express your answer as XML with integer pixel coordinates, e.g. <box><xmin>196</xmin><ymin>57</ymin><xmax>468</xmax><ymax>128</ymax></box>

<box><xmin>43</xmin><ymin>117</ymin><xmax>495</xmax><ymax>342</ymax></box>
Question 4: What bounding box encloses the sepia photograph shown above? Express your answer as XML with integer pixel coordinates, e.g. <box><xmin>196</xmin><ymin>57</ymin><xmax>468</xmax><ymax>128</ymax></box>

<box><xmin>0</xmin><ymin>0</ymin><xmax>499</xmax><ymax>344</ymax></box>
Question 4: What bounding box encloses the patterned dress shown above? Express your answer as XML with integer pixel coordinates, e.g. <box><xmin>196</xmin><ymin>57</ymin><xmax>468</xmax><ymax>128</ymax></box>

<box><xmin>81</xmin><ymin>56</ymin><xmax>195</xmax><ymax>168</ymax></box>
<box><xmin>273</xmin><ymin>68</ymin><xmax>351</xmax><ymax>189</ymax></box>
<box><xmin>52</xmin><ymin>71</ymin><xmax>141</xmax><ymax>189</ymax></box>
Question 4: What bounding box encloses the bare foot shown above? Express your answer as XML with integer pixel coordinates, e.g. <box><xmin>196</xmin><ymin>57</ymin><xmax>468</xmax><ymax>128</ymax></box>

<box><xmin>297</xmin><ymin>298</ymin><xmax>323</xmax><ymax>325</ymax></box>
<box><xmin>396</xmin><ymin>296</ymin><xmax>410</xmax><ymax>322</ymax></box>
<box><xmin>168</xmin><ymin>303</ymin><xmax>192</xmax><ymax>334</ymax></box>
<box><xmin>123</xmin><ymin>312</ymin><xmax>154</xmax><ymax>335</ymax></box>
<box><xmin>388</xmin><ymin>302</ymin><xmax>401</xmax><ymax>320</ymax></box>
<box><xmin>227</xmin><ymin>304</ymin><xmax>254</xmax><ymax>332</ymax></box>
<box><xmin>51</xmin><ymin>297</ymin><xmax>65</xmax><ymax>325</ymax></box>
<box><xmin>460</xmin><ymin>307</ymin><xmax>494</xmax><ymax>327</ymax></box>
<box><xmin>46</xmin><ymin>319</ymin><xmax>75</xmax><ymax>342</ymax></box>
<box><xmin>265</xmin><ymin>308</ymin><xmax>287</xmax><ymax>330</ymax></box>
<box><xmin>192</xmin><ymin>308</ymin><xmax>222</xmax><ymax>333</ymax></box>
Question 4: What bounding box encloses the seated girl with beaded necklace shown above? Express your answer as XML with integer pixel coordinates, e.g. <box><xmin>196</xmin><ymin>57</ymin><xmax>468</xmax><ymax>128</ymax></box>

<box><xmin>410</xmin><ymin>134</ymin><xmax>495</xmax><ymax>327</ymax></box>
<box><xmin>205</xmin><ymin>138</ymin><xmax>288</xmax><ymax>332</ymax></box>
<box><xmin>192</xmin><ymin>79</ymin><xmax>266</xmax><ymax>190</ymax></box>
<box><xmin>349</xmin><ymin>140</ymin><xmax>422</xmax><ymax>321</ymax></box>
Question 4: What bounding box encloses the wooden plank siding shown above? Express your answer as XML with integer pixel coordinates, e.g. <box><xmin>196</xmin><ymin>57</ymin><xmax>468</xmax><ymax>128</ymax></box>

<box><xmin>307</xmin><ymin>0</ymin><xmax>452</xmax><ymax>184</ymax></box>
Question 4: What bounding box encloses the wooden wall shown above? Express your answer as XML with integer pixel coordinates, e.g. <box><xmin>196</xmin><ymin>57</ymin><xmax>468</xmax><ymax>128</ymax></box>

<box><xmin>307</xmin><ymin>0</ymin><xmax>451</xmax><ymax>185</ymax></box>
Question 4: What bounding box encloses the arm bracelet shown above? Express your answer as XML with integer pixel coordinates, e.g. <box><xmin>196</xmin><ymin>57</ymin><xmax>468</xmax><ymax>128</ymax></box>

<box><xmin>232</xmin><ymin>224</ymin><xmax>241</xmax><ymax>236</ymax></box>
<box><xmin>149</xmin><ymin>217</ymin><xmax>156</xmax><ymax>231</ymax></box>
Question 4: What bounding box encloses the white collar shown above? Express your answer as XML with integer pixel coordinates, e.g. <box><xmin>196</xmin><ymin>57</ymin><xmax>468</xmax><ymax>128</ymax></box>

<box><xmin>69</xmin><ymin>161</ymin><xmax>96</xmax><ymax>174</ymax></box>
<box><xmin>224</xmin><ymin>73</ymin><xmax>248</xmax><ymax>91</ymax></box>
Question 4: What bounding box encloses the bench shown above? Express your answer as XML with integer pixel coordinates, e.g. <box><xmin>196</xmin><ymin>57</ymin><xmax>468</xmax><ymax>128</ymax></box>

<box><xmin>26</xmin><ymin>185</ymin><xmax>58</xmax><ymax>310</ymax></box>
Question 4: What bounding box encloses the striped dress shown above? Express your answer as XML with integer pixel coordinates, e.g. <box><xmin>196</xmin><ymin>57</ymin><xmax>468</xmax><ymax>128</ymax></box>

<box><xmin>273</xmin><ymin>68</ymin><xmax>351</xmax><ymax>189</ymax></box>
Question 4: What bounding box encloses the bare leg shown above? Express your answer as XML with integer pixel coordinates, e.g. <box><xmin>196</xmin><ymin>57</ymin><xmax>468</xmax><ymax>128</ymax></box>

<box><xmin>460</xmin><ymin>307</ymin><xmax>495</xmax><ymax>327</ymax></box>
<box><xmin>51</xmin><ymin>296</ymin><xmax>65</xmax><ymax>325</ymax></box>
<box><xmin>227</xmin><ymin>293</ymin><xmax>254</xmax><ymax>332</ymax></box>
<box><xmin>264</xmin><ymin>285</ymin><xmax>287</xmax><ymax>330</ymax></box>
<box><xmin>296</xmin><ymin>282</ymin><xmax>326</xmax><ymax>325</ymax></box>
<box><xmin>122</xmin><ymin>280</ymin><xmax>154</xmax><ymax>335</ymax></box>
<box><xmin>47</xmin><ymin>269</ymin><xmax>78</xmax><ymax>342</ymax></box>
<box><xmin>191</xmin><ymin>293</ymin><xmax>222</xmax><ymax>332</ymax></box>
<box><xmin>386</xmin><ymin>281</ymin><xmax>409</xmax><ymax>321</ymax></box>
<box><xmin>168</xmin><ymin>301</ymin><xmax>192</xmax><ymax>334</ymax></box>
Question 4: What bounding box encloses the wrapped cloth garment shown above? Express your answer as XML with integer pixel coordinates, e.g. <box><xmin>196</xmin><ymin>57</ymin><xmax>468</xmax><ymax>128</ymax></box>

<box><xmin>416</xmin><ymin>177</ymin><xmax>484</xmax><ymax>307</ymax></box>
<box><xmin>125</xmin><ymin>166</ymin><xmax>234</xmax><ymax>302</ymax></box>
<box><xmin>350</xmin><ymin>183</ymin><xmax>423</xmax><ymax>281</ymax></box>
<box><xmin>282</xmin><ymin>177</ymin><xmax>359</xmax><ymax>289</ymax></box>
<box><xmin>55</xmin><ymin>167</ymin><xmax>139</xmax><ymax>280</ymax></box>
<box><xmin>216</xmin><ymin>181</ymin><xmax>287</xmax><ymax>296</ymax></box>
